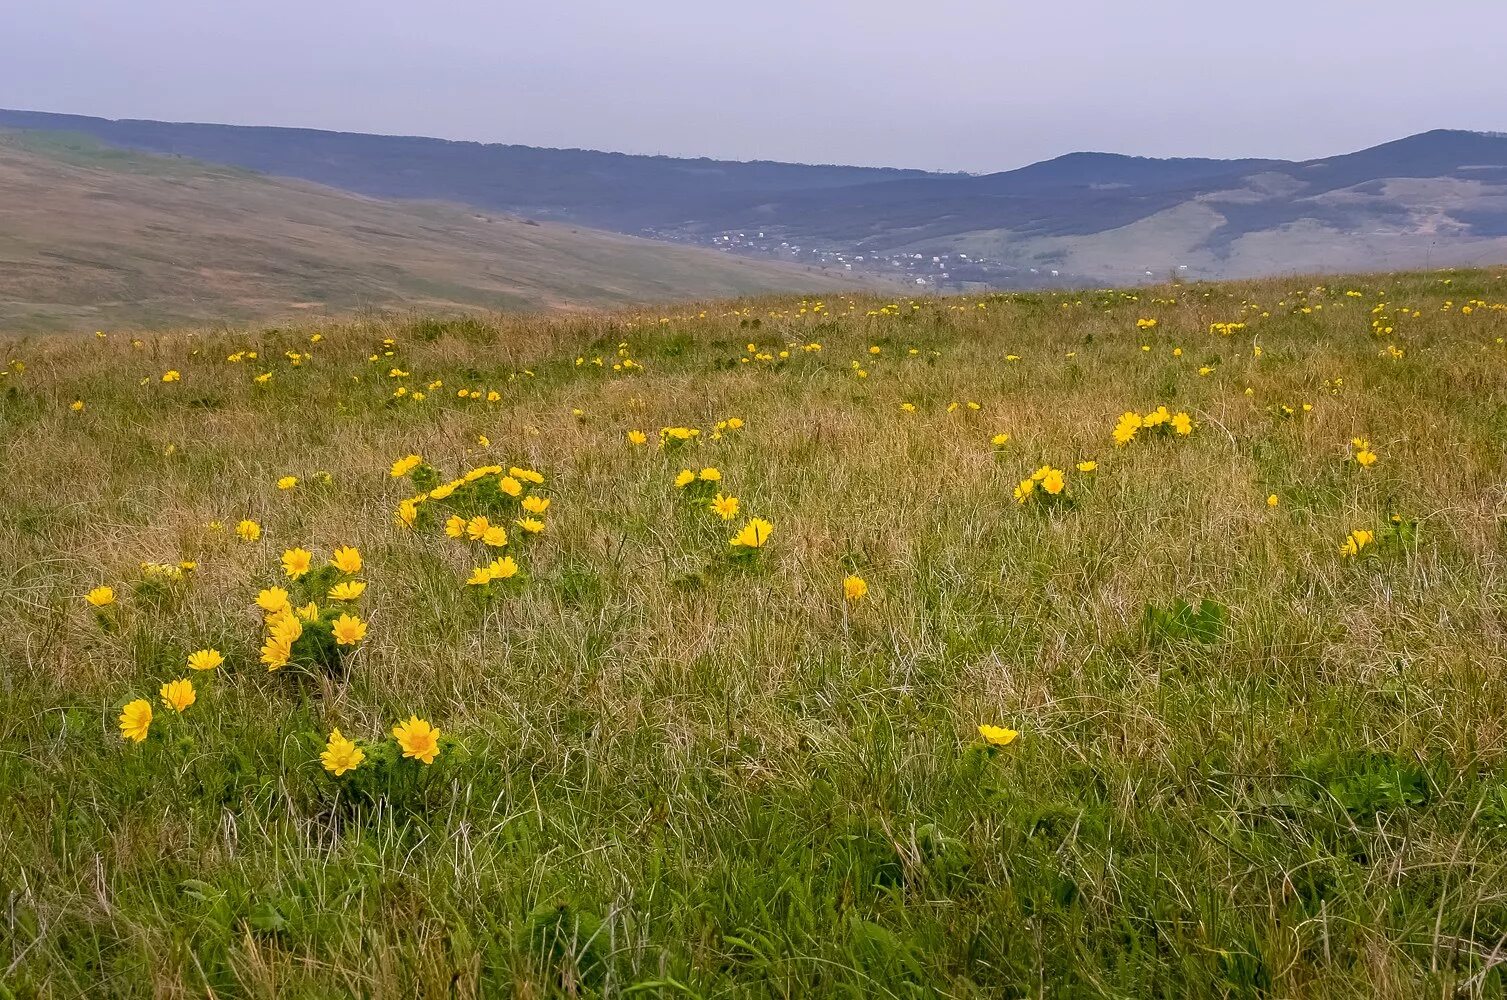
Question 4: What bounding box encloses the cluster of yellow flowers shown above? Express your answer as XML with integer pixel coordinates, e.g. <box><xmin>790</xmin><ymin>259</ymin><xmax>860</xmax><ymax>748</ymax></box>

<box><xmin>391</xmin><ymin>455</ymin><xmax>549</xmax><ymax>587</ymax></box>
<box><xmin>255</xmin><ymin>545</ymin><xmax>368</xmax><ymax>671</ymax></box>
<box><xmin>669</xmin><ymin>465</ymin><xmax>771</xmax><ymax>552</ymax></box>
<box><xmin>1339</xmin><ymin>529</ymin><xmax>1375</xmax><ymax>558</ymax></box>
<box><xmin>1350</xmin><ymin>438</ymin><xmax>1379</xmax><ymax>467</ymax></box>
<box><xmin>1113</xmin><ymin>406</ymin><xmax>1194</xmax><ymax>446</ymax></box>
<box><xmin>651</xmin><ymin>418</ymin><xmax>744</xmax><ymax>450</ymax></box>
<box><xmin>1013</xmin><ymin>465</ymin><xmax>1070</xmax><ymax>504</ymax></box>
<box><xmin>575</xmin><ymin>341</ymin><xmax>642</xmax><ymax>374</ymax></box>
<box><xmin>320</xmin><ymin>715</ymin><xmax>443</xmax><ymax>776</ymax></box>
<box><xmin>116</xmin><ymin>646</ymin><xmax>225</xmax><ymax>741</ymax></box>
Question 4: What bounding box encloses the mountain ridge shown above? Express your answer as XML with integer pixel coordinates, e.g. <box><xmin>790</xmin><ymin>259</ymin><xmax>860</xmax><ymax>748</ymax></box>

<box><xmin>2</xmin><ymin>108</ymin><xmax>1505</xmax><ymax>287</ymax></box>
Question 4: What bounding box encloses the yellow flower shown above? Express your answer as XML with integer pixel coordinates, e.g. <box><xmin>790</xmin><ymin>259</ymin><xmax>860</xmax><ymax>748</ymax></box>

<box><xmin>1171</xmin><ymin>412</ymin><xmax>1194</xmax><ymax>436</ymax></box>
<box><xmin>499</xmin><ymin>475</ymin><xmax>523</xmax><ymax>497</ymax></box>
<box><xmin>521</xmin><ymin>495</ymin><xmax>551</xmax><ymax>515</ymax></box>
<box><xmin>730</xmin><ymin>517</ymin><xmax>773</xmax><ymax>548</ymax></box>
<box><xmin>978</xmin><ymin>724</ymin><xmax>1018</xmax><ymax>747</ymax></box>
<box><xmin>330</xmin><ymin>546</ymin><xmax>362</xmax><ymax>574</ymax></box>
<box><xmin>900</xmin><ymin>402</ymin><xmax>917</xmax><ymax>413</ymax></box>
<box><xmin>1076</xmin><ymin>461</ymin><xmax>1097</xmax><ymax>473</ymax></box>
<box><xmin>486</xmin><ymin>556</ymin><xmax>519</xmax><ymax>580</ymax></box>
<box><xmin>464</xmin><ymin>515</ymin><xmax>491</xmax><ymax>541</ymax></box>
<box><xmin>321</xmin><ymin>729</ymin><xmax>365</xmax><ymax>776</ymax></box>
<box><xmin>392</xmin><ymin>716</ymin><xmax>442</xmax><ymax>764</ymax></box>
<box><xmin>627</xmin><ymin>429</ymin><xmax>647</xmax><ymax>446</ymax></box>
<box><xmin>1339</xmin><ymin>529</ymin><xmax>1375</xmax><ymax>558</ymax></box>
<box><xmin>710</xmin><ymin>493</ymin><xmax>740</xmax><ymax>520</ymax></box>
<box><xmin>1040</xmin><ymin>468</ymin><xmax>1065</xmax><ymax>495</ymax></box>
<box><xmin>699</xmin><ymin>467</ymin><xmax>721</xmax><ymax>482</ymax></box>
<box><xmin>71</xmin><ymin>400</ymin><xmax>85</xmax><ymax>412</ymax></box>
<box><xmin>466</xmin><ymin>566</ymin><xmax>494</xmax><ymax>586</ymax></box>
<box><xmin>160</xmin><ymin>678</ymin><xmax>195</xmax><ymax>713</ymax></box>
<box><xmin>445</xmin><ymin>515</ymin><xmax>467</xmax><ymax>539</ymax></box>
<box><xmin>277</xmin><ymin>476</ymin><xmax>297</xmax><ymax>490</ymax></box>
<box><xmin>161</xmin><ymin>370</ymin><xmax>181</xmax><ymax>382</ymax></box>
<box><xmin>1267</xmin><ymin>494</ymin><xmax>1279</xmax><ymax>508</ymax></box>
<box><xmin>991</xmin><ymin>433</ymin><xmax>1010</xmax><ymax>447</ymax></box>
<box><xmin>268</xmin><ymin>610</ymin><xmax>303</xmax><ymax>644</ymax></box>
<box><xmin>429</xmin><ymin>481</ymin><xmax>459</xmax><ymax>500</ymax></box>
<box><xmin>295</xmin><ymin>602</ymin><xmax>320</xmax><ymax>622</ymax></box>
<box><xmin>260</xmin><ymin>632</ymin><xmax>292</xmax><ymax>671</ymax></box>
<box><xmin>86</xmin><ymin>585</ymin><xmax>115</xmax><ymax>608</ymax></box>
<box><xmin>482</xmin><ymin>525</ymin><xmax>510</xmax><ymax>547</ymax></box>
<box><xmin>396</xmin><ymin>498</ymin><xmax>420</xmax><ymax>529</ymax></box>
<box><xmin>331</xmin><ymin>614</ymin><xmax>367</xmax><ymax>646</ymax></box>
<box><xmin>843</xmin><ymin>575</ymin><xmax>868</xmax><ymax>601</ymax></box>
<box><xmin>1112</xmin><ymin>412</ymin><xmax>1142</xmax><ymax>446</ymax></box>
<box><xmin>236</xmin><ymin>519</ymin><xmax>262</xmax><ymax>542</ymax></box>
<box><xmin>328</xmin><ymin>581</ymin><xmax>366</xmax><ymax>601</ymax></box>
<box><xmin>674</xmin><ymin>469</ymin><xmax>696</xmax><ymax>489</ymax></box>
<box><xmin>390</xmin><ymin>454</ymin><xmax>422</xmax><ymax>478</ymax></box>
<box><xmin>1013</xmin><ymin>478</ymin><xmax>1036</xmax><ymax>503</ymax></box>
<box><xmin>1355</xmin><ymin>448</ymin><xmax>1378</xmax><ymax>467</ymax></box>
<box><xmin>281</xmin><ymin>547</ymin><xmax>313</xmax><ymax>579</ymax></box>
<box><xmin>119</xmin><ymin>699</ymin><xmax>152</xmax><ymax>743</ymax></box>
<box><xmin>187</xmin><ymin>648</ymin><xmax>224</xmax><ymax>672</ymax></box>
<box><xmin>256</xmin><ymin>586</ymin><xmax>291</xmax><ymax>614</ymax></box>
<box><xmin>510</xmin><ymin>467</ymin><xmax>545</xmax><ymax>485</ymax></box>
<box><xmin>515</xmin><ymin>517</ymin><xmax>545</xmax><ymax>535</ymax></box>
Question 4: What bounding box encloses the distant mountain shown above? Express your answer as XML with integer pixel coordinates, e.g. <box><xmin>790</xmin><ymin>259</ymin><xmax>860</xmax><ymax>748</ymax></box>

<box><xmin>2</xmin><ymin>108</ymin><xmax>1506</xmax><ymax>287</ymax></box>
<box><xmin>0</xmin><ymin>108</ymin><xmax>932</xmax><ymax>230</ymax></box>
<box><xmin>0</xmin><ymin>131</ymin><xmax>857</xmax><ymax>334</ymax></box>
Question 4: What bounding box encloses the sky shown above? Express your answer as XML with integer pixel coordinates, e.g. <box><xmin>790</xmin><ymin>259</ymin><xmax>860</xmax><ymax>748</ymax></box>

<box><xmin>2</xmin><ymin>0</ymin><xmax>1504</xmax><ymax>174</ymax></box>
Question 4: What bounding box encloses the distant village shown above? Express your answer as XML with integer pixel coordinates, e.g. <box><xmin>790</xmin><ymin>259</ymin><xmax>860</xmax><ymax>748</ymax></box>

<box><xmin>638</xmin><ymin>227</ymin><xmax>1072</xmax><ymax>290</ymax></box>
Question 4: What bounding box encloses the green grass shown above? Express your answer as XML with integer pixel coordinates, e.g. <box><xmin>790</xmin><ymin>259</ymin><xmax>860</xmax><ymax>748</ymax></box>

<box><xmin>3</xmin><ymin>271</ymin><xmax>1507</xmax><ymax>996</ymax></box>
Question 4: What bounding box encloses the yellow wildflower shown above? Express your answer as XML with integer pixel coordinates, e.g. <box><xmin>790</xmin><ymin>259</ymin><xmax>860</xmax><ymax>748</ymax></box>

<box><xmin>281</xmin><ymin>547</ymin><xmax>313</xmax><ymax>579</ymax></box>
<box><xmin>119</xmin><ymin>699</ymin><xmax>152</xmax><ymax>742</ymax></box>
<box><xmin>187</xmin><ymin>649</ymin><xmax>224</xmax><ymax>672</ymax></box>
<box><xmin>160</xmin><ymin>678</ymin><xmax>195</xmax><ymax>713</ymax></box>
<box><xmin>321</xmin><ymin>729</ymin><xmax>365</xmax><ymax>776</ymax></box>
<box><xmin>392</xmin><ymin>716</ymin><xmax>441</xmax><ymax>764</ymax></box>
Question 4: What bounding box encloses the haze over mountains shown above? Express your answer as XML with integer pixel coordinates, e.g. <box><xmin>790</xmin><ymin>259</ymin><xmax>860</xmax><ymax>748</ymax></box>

<box><xmin>2</xmin><ymin>107</ymin><xmax>1506</xmax><ymax>331</ymax></box>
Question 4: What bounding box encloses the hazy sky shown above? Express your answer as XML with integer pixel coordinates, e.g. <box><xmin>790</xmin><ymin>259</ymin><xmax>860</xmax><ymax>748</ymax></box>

<box><xmin>3</xmin><ymin>0</ymin><xmax>1504</xmax><ymax>173</ymax></box>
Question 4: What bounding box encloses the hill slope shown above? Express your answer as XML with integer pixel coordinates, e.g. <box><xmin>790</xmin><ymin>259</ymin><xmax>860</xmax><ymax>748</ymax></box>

<box><xmin>5</xmin><ymin>271</ymin><xmax>1507</xmax><ymax>995</ymax></box>
<box><xmin>0</xmin><ymin>131</ymin><xmax>856</xmax><ymax>333</ymax></box>
<box><xmin>4</xmin><ymin>110</ymin><xmax>1506</xmax><ymax>285</ymax></box>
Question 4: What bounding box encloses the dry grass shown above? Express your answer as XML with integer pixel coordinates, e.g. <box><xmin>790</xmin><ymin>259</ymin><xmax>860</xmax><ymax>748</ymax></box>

<box><xmin>3</xmin><ymin>269</ymin><xmax>1507</xmax><ymax>996</ymax></box>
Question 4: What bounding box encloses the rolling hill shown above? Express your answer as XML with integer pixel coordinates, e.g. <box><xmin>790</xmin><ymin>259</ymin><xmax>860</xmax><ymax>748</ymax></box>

<box><xmin>3</xmin><ymin>109</ymin><xmax>1505</xmax><ymax>286</ymax></box>
<box><xmin>0</xmin><ymin>130</ymin><xmax>858</xmax><ymax>333</ymax></box>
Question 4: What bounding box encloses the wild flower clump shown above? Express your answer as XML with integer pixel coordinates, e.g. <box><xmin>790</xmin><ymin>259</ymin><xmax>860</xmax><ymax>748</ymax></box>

<box><xmin>255</xmin><ymin>546</ymin><xmax>369</xmax><ymax>673</ymax></box>
<box><xmin>390</xmin><ymin>455</ymin><xmax>550</xmax><ymax>588</ymax></box>
<box><xmin>1013</xmin><ymin>464</ymin><xmax>1082</xmax><ymax>506</ymax></box>
<box><xmin>1112</xmin><ymin>405</ymin><xmax>1194</xmax><ymax>446</ymax></box>
<box><xmin>1349</xmin><ymin>437</ymin><xmax>1379</xmax><ymax>467</ymax></box>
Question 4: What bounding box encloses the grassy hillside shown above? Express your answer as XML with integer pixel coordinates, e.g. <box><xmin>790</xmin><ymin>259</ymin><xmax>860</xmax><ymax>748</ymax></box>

<box><xmin>7</xmin><ymin>110</ymin><xmax>1506</xmax><ymax>286</ymax></box>
<box><xmin>4</xmin><ymin>270</ymin><xmax>1507</xmax><ymax>995</ymax></box>
<box><xmin>0</xmin><ymin>130</ymin><xmax>856</xmax><ymax>333</ymax></box>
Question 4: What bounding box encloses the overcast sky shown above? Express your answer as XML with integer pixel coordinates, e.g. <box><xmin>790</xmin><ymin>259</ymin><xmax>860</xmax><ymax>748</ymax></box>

<box><xmin>2</xmin><ymin>0</ymin><xmax>1504</xmax><ymax>173</ymax></box>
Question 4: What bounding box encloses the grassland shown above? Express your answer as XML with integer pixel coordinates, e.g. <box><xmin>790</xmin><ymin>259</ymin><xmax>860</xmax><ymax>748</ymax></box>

<box><xmin>0</xmin><ymin>130</ymin><xmax>857</xmax><ymax>334</ymax></box>
<box><xmin>3</xmin><ymin>269</ymin><xmax>1507</xmax><ymax>997</ymax></box>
